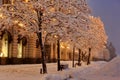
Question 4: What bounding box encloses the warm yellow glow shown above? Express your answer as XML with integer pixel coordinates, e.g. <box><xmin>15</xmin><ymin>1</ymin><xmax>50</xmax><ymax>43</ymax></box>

<box><xmin>14</xmin><ymin>20</ymin><xmax>19</xmax><ymax>24</ymax></box>
<box><xmin>43</xmin><ymin>13</ymin><xmax>46</xmax><ymax>16</ymax></box>
<box><xmin>61</xmin><ymin>45</ymin><xmax>65</xmax><ymax>48</ymax></box>
<box><xmin>67</xmin><ymin>46</ymin><xmax>70</xmax><ymax>49</ymax></box>
<box><xmin>0</xmin><ymin>13</ymin><xmax>3</xmax><ymax>18</ymax></box>
<box><xmin>68</xmin><ymin>9</ymin><xmax>71</xmax><ymax>13</ymax></box>
<box><xmin>17</xmin><ymin>40</ymin><xmax>22</xmax><ymax>58</ymax></box>
<box><xmin>49</xmin><ymin>7</ymin><xmax>55</xmax><ymax>12</ymax></box>
<box><xmin>52</xmin><ymin>18</ymin><xmax>57</xmax><ymax>22</ymax></box>
<box><xmin>60</xmin><ymin>42</ymin><xmax>70</xmax><ymax>49</ymax></box>
<box><xmin>50</xmin><ymin>0</ymin><xmax>54</xmax><ymax>4</ymax></box>
<box><xmin>2</xmin><ymin>33</ymin><xmax>8</xmax><ymax>57</ymax></box>
<box><xmin>11</xmin><ymin>8</ymin><xmax>14</xmax><ymax>11</ymax></box>
<box><xmin>24</xmin><ymin>0</ymin><xmax>29</xmax><ymax>2</ymax></box>
<box><xmin>54</xmin><ymin>35</ymin><xmax>57</xmax><ymax>38</ymax></box>
<box><xmin>43</xmin><ymin>31</ymin><xmax>47</xmax><ymax>34</ymax></box>
<box><xmin>32</xmin><ymin>20</ymin><xmax>36</xmax><ymax>23</ymax></box>
<box><xmin>32</xmin><ymin>10</ymin><xmax>36</xmax><ymax>13</ymax></box>
<box><xmin>18</xmin><ymin>23</ymin><xmax>24</xmax><ymax>27</ymax></box>
<box><xmin>75</xmin><ymin>50</ymin><xmax>78</xmax><ymax>53</ymax></box>
<box><xmin>0</xmin><ymin>53</ymin><xmax>3</xmax><ymax>57</ymax></box>
<box><xmin>11</xmin><ymin>0</ymin><xmax>14</xmax><ymax>4</ymax></box>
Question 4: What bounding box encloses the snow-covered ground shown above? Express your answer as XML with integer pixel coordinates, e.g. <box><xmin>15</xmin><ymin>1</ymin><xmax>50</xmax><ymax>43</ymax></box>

<box><xmin>0</xmin><ymin>56</ymin><xmax>120</xmax><ymax>80</ymax></box>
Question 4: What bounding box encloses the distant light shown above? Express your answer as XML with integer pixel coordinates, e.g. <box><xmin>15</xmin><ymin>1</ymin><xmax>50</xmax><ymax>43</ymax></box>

<box><xmin>0</xmin><ymin>13</ymin><xmax>3</xmax><ymax>18</ymax></box>
<box><xmin>18</xmin><ymin>23</ymin><xmax>24</xmax><ymax>27</ymax></box>
<box><xmin>61</xmin><ymin>45</ymin><xmax>65</xmax><ymax>48</ymax></box>
<box><xmin>0</xmin><ymin>53</ymin><xmax>3</xmax><ymax>57</ymax></box>
<box><xmin>54</xmin><ymin>35</ymin><xmax>57</xmax><ymax>38</ymax></box>
<box><xmin>24</xmin><ymin>0</ymin><xmax>29</xmax><ymax>2</ymax></box>
<box><xmin>67</xmin><ymin>46</ymin><xmax>70</xmax><ymax>49</ymax></box>
<box><xmin>14</xmin><ymin>20</ymin><xmax>19</xmax><ymax>24</ymax></box>
<box><xmin>49</xmin><ymin>7</ymin><xmax>55</xmax><ymax>12</ymax></box>
<box><xmin>52</xmin><ymin>18</ymin><xmax>57</xmax><ymax>22</ymax></box>
<box><xmin>68</xmin><ymin>9</ymin><xmax>71</xmax><ymax>13</ymax></box>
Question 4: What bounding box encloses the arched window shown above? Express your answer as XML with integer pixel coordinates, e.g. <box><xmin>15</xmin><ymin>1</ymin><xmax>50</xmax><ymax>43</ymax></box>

<box><xmin>0</xmin><ymin>30</ymin><xmax>12</xmax><ymax>58</ymax></box>
<box><xmin>17</xmin><ymin>35</ymin><xmax>27</xmax><ymax>58</ymax></box>
<box><xmin>1</xmin><ymin>32</ymin><xmax>8</xmax><ymax>57</ymax></box>
<box><xmin>17</xmin><ymin>39</ymin><xmax>23</xmax><ymax>58</ymax></box>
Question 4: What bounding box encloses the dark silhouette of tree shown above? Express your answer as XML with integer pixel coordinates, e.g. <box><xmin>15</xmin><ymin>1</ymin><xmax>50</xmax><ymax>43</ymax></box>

<box><xmin>106</xmin><ymin>41</ymin><xmax>117</xmax><ymax>61</ymax></box>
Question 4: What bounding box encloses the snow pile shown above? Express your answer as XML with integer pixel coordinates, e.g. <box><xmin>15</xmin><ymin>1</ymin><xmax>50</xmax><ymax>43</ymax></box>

<box><xmin>41</xmin><ymin>74</ymin><xmax>70</xmax><ymax>80</ymax></box>
<box><xmin>42</xmin><ymin>56</ymin><xmax>120</xmax><ymax>80</ymax></box>
<box><xmin>82</xmin><ymin>56</ymin><xmax>120</xmax><ymax>80</ymax></box>
<box><xmin>94</xmin><ymin>56</ymin><xmax>120</xmax><ymax>77</ymax></box>
<box><xmin>41</xmin><ymin>61</ymin><xmax>107</xmax><ymax>80</ymax></box>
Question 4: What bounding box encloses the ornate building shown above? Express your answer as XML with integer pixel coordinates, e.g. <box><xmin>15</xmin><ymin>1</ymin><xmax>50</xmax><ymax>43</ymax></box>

<box><xmin>0</xmin><ymin>0</ymin><xmax>59</xmax><ymax>65</ymax></box>
<box><xmin>0</xmin><ymin>0</ymin><xmax>109</xmax><ymax>65</ymax></box>
<box><xmin>0</xmin><ymin>28</ymin><xmax>59</xmax><ymax>64</ymax></box>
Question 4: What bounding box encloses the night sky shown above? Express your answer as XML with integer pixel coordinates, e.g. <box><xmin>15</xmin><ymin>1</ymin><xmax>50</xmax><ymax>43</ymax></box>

<box><xmin>87</xmin><ymin>0</ymin><xmax>120</xmax><ymax>55</ymax></box>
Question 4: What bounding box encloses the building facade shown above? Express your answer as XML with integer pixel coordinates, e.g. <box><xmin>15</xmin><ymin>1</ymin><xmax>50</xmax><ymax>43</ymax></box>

<box><xmin>0</xmin><ymin>0</ymin><xmax>74</xmax><ymax>65</ymax></box>
<box><xmin>0</xmin><ymin>28</ymin><xmax>59</xmax><ymax>64</ymax></box>
<box><xmin>1</xmin><ymin>0</ymin><xmax>105</xmax><ymax>65</ymax></box>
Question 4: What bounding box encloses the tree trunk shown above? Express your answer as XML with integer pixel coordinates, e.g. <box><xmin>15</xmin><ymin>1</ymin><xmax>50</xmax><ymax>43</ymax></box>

<box><xmin>36</xmin><ymin>9</ymin><xmax>47</xmax><ymax>73</ymax></box>
<box><xmin>72</xmin><ymin>46</ymin><xmax>75</xmax><ymax>67</ymax></box>
<box><xmin>37</xmin><ymin>32</ymin><xmax>47</xmax><ymax>74</ymax></box>
<box><xmin>57</xmin><ymin>39</ymin><xmax>61</xmax><ymax>71</ymax></box>
<box><xmin>78</xmin><ymin>49</ymin><xmax>81</xmax><ymax>66</ymax></box>
<box><xmin>87</xmin><ymin>48</ymin><xmax>91</xmax><ymax>65</ymax></box>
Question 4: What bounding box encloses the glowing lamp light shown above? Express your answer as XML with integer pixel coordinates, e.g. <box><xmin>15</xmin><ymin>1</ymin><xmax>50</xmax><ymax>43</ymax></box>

<box><xmin>52</xmin><ymin>18</ymin><xmax>56</xmax><ymax>22</ymax></box>
<box><xmin>68</xmin><ymin>9</ymin><xmax>71</xmax><ymax>13</ymax></box>
<box><xmin>24</xmin><ymin>0</ymin><xmax>29</xmax><ymax>2</ymax></box>
<box><xmin>61</xmin><ymin>45</ymin><xmax>65</xmax><ymax>48</ymax></box>
<box><xmin>54</xmin><ymin>35</ymin><xmax>57</xmax><ymax>38</ymax></box>
<box><xmin>18</xmin><ymin>23</ymin><xmax>24</xmax><ymax>27</ymax></box>
<box><xmin>0</xmin><ymin>53</ymin><xmax>3</xmax><ymax>57</ymax></box>
<box><xmin>49</xmin><ymin>7</ymin><xmax>55</xmax><ymax>12</ymax></box>
<box><xmin>75</xmin><ymin>50</ymin><xmax>78</xmax><ymax>53</ymax></box>
<box><xmin>43</xmin><ymin>13</ymin><xmax>46</xmax><ymax>16</ymax></box>
<box><xmin>14</xmin><ymin>20</ymin><xmax>19</xmax><ymax>24</ymax></box>
<box><xmin>67</xmin><ymin>46</ymin><xmax>70</xmax><ymax>49</ymax></box>
<box><xmin>43</xmin><ymin>31</ymin><xmax>46</xmax><ymax>34</ymax></box>
<box><xmin>0</xmin><ymin>13</ymin><xmax>3</xmax><ymax>18</ymax></box>
<box><xmin>50</xmin><ymin>0</ymin><xmax>54</xmax><ymax>4</ymax></box>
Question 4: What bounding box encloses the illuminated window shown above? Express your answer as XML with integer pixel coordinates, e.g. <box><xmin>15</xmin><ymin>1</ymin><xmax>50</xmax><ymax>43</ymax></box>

<box><xmin>17</xmin><ymin>40</ymin><xmax>23</xmax><ymax>58</ymax></box>
<box><xmin>1</xmin><ymin>33</ymin><xmax>8</xmax><ymax>57</ymax></box>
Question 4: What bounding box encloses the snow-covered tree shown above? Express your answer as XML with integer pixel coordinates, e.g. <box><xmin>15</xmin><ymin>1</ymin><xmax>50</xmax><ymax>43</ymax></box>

<box><xmin>0</xmin><ymin>1</ymin><xmax>38</xmax><ymax>35</ymax></box>
<box><xmin>89</xmin><ymin>16</ymin><xmax>107</xmax><ymax>50</ymax></box>
<box><xmin>106</xmin><ymin>41</ymin><xmax>117</xmax><ymax>61</ymax></box>
<box><xmin>33</xmin><ymin>0</ymin><xmax>92</xmax><ymax>68</ymax></box>
<box><xmin>88</xmin><ymin>16</ymin><xmax>108</xmax><ymax>62</ymax></box>
<box><xmin>0</xmin><ymin>0</ymin><xmax>108</xmax><ymax>72</ymax></box>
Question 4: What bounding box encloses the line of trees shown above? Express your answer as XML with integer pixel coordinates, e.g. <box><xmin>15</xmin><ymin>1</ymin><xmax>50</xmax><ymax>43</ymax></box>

<box><xmin>0</xmin><ymin>0</ymin><xmax>108</xmax><ymax>73</ymax></box>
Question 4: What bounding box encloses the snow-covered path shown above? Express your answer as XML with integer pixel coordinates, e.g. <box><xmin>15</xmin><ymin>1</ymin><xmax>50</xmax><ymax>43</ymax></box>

<box><xmin>0</xmin><ymin>64</ymin><xmax>43</xmax><ymax>80</ymax></box>
<box><xmin>0</xmin><ymin>56</ymin><xmax>120</xmax><ymax>80</ymax></box>
<box><xmin>0</xmin><ymin>61</ymin><xmax>106</xmax><ymax>80</ymax></box>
